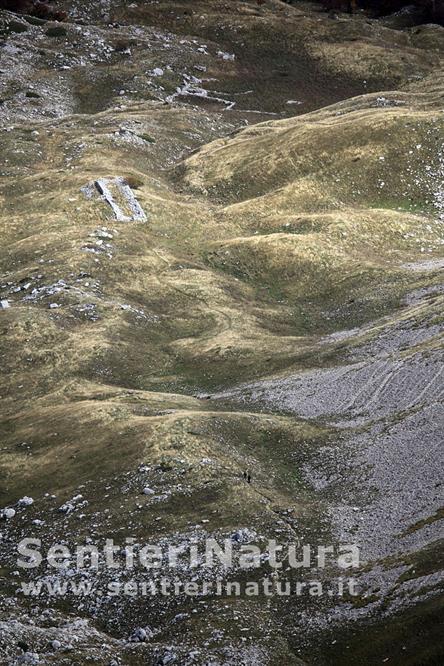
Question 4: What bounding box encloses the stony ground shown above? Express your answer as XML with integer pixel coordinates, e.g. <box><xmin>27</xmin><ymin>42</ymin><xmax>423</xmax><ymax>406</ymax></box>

<box><xmin>0</xmin><ymin>1</ymin><xmax>443</xmax><ymax>664</ymax></box>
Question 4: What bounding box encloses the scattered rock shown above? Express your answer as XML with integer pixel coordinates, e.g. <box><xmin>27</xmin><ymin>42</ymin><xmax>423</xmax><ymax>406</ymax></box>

<box><xmin>1</xmin><ymin>507</ymin><xmax>16</xmax><ymax>519</ymax></box>
<box><xmin>231</xmin><ymin>528</ymin><xmax>257</xmax><ymax>544</ymax></box>
<box><xmin>15</xmin><ymin>653</ymin><xmax>39</xmax><ymax>665</ymax></box>
<box><xmin>156</xmin><ymin>651</ymin><xmax>177</xmax><ymax>665</ymax></box>
<box><xmin>58</xmin><ymin>502</ymin><xmax>74</xmax><ymax>514</ymax></box>
<box><xmin>93</xmin><ymin>228</ymin><xmax>113</xmax><ymax>240</ymax></box>
<box><xmin>172</xmin><ymin>612</ymin><xmax>189</xmax><ymax>623</ymax></box>
<box><xmin>17</xmin><ymin>496</ymin><xmax>34</xmax><ymax>507</ymax></box>
<box><xmin>129</xmin><ymin>626</ymin><xmax>153</xmax><ymax>642</ymax></box>
<box><xmin>217</xmin><ymin>51</ymin><xmax>235</xmax><ymax>61</ymax></box>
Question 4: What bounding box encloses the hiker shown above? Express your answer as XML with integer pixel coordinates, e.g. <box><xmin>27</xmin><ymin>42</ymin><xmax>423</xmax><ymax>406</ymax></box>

<box><xmin>247</xmin><ymin>472</ymin><xmax>251</xmax><ymax>484</ymax></box>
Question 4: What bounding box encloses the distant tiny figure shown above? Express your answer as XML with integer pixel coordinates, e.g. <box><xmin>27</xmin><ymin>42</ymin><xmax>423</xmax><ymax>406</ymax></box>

<box><xmin>247</xmin><ymin>473</ymin><xmax>251</xmax><ymax>484</ymax></box>
<box><xmin>243</xmin><ymin>470</ymin><xmax>247</xmax><ymax>480</ymax></box>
